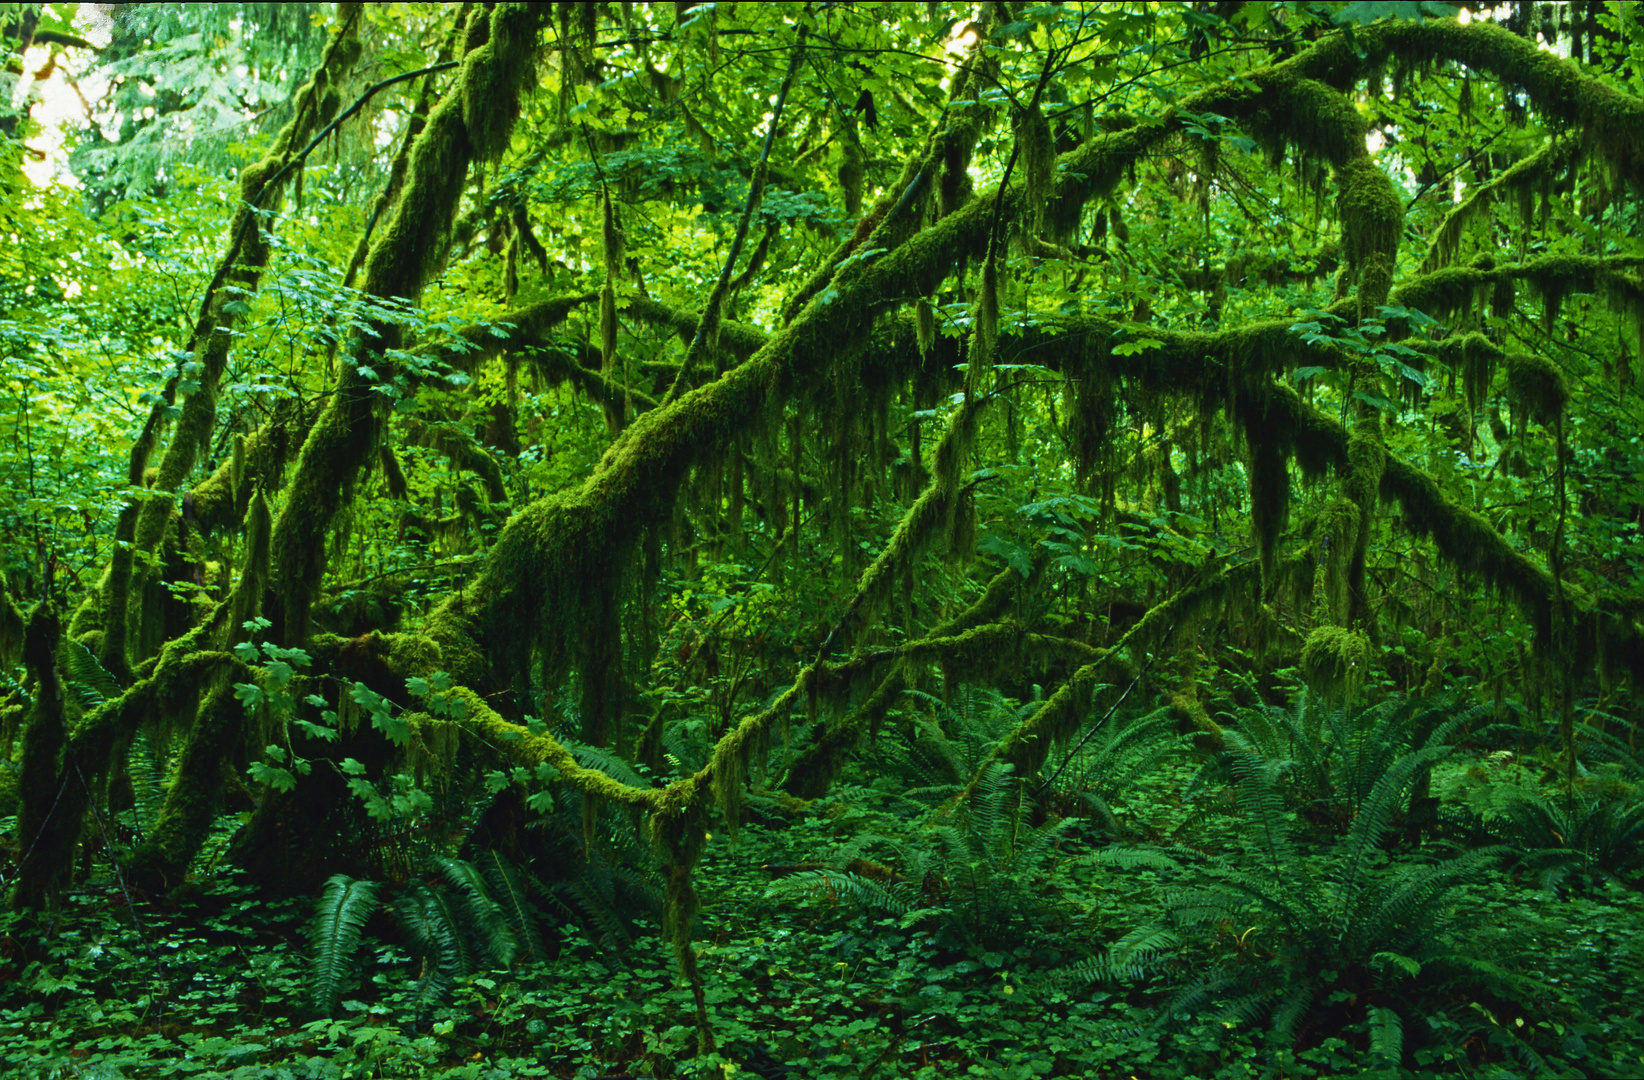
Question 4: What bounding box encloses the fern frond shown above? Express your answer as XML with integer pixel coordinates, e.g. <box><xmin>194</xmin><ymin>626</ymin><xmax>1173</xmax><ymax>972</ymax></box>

<box><xmin>560</xmin><ymin>738</ymin><xmax>650</xmax><ymax>790</ymax></box>
<box><xmin>1573</xmin><ymin>720</ymin><xmax>1644</xmax><ymax>776</ymax></box>
<box><xmin>308</xmin><ymin>874</ymin><xmax>381</xmax><ymax>1014</ymax></box>
<box><xmin>1267</xmin><ymin>980</ymin><xmax>1316</xmax><ymax>1051</ymax></box>
<box><xmin>476</xmin><ymin>850</ymin><xmax>546</xmax><ymax>965</ymax></box>
<box><xmin>763</xmin><ymin>870</ymin><xmax>917</xmax><ymax>917</ymax></box>
<box><xmin>394</xmin><ymin>881</ymin><xmax>474</xmax><ymax>977</ymax></box>
<box><xmin>1339</xmin><ymin>745</ymin><xmax>1448</xmax><ymax>888</ymax></box>
<box><xmin>1229</xmin><ymin>752</ymin><xmax>1298</xmax><ymax>871</ymax></box>
<box><xmin>1059</xmin><ymin>925</ymin><xmax>1181</xmax><ymax>984</ymax></box>
<box><xmin>389</xmin><ymin>885</ymin><xmax>462</xmax><ymax>1026</ymax></box>
<box><xmin>127</xmin><ymin>731</ymin><xmax>165</xmax><ymax>836</ymax></box>
<box><xmin>562</xmin><ymin>865</ymin><xmax>636</xmax><ymax>948</ymax></box>
<box><xmin>434</xmin><ymin>856</ymin><xmax>518</xmax><ymax>968</ymax></box>
<box><xmin>64</xmin><ymin>639</ymin><xmax>120</xmax><ymax>709</ymax></box>
<box><xmin>1089</xmin><ymin>846</ymin><xmax>1187</xmax><ymax>872</ymax></box>
<box><xmin>1160</xmin><ymin>970</ymin><xmax>1244</xmax><ymax>1027</ymax></box>
<box><xmin>1367</xmin><ymin>1004</ymin><xmax>1403</xmax><ymax>1065</ymax></box>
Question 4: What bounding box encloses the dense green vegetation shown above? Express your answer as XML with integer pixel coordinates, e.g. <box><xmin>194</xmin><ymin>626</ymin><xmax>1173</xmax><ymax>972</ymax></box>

<box><xmin>1</xmin><ymin>1</ymin><xmax>1643</xmax><ymax>1076</ymax></box>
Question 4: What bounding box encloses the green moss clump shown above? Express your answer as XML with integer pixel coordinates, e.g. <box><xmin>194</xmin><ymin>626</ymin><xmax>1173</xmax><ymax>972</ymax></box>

<box><xmin>1300</xmin><ymin>625</ymin><xmax>1373</xmax><ymax>702</ymax></box>
<box><xmin>1503</xmin><ymin>352</ymin><xmax>1569</xmax><ymax>434</ymax></box>
<box><xmin>1312</xmin><ymin>497</ymin><xmax>1359</xmax><ymax>623</ymax></box>
<box><xmin>1167</xmin><ymin>684</ymin><xmax>1223</xmax><ymax>744</ymax></box>
<box><xmin>1337</xmin><ymin>156</ymin><xmax>1404</xmax><ymax>299</ymax></box>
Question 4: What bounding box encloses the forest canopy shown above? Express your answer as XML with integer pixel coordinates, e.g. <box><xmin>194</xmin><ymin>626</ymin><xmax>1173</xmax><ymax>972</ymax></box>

<box><xmin>2</xmin><ymin>2</ymin><xmax>1644</xmax><ymax>1077</ymax></box>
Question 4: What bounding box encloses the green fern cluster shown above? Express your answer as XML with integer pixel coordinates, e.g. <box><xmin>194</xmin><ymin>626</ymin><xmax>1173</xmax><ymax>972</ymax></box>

<box><xmin>1468</xmin><ymin>783</ymin><xmax>1644</xmax><ymax>892</ymax></box>
<box><xmin>1210</xmin><ymin>692</ymin><xmax>1482</xmax><ymax>831</ymax></box>
<box><xmin>1081</xmin><ymin>740</ymin><xmax>1541</xmax><ymax>1072</ymax></box>
<box><xmin>526</xmin><ymin>782</ymin><xmax>663</xmax><ymax>950</ymax></box>
<box><xmin>307</xmin><ymin>852</ymin><xmax>548</xmax><ymax>1017</ymax></box>
<box><xmin>767</xmin><ymin>762</ymin><xmax>1085</xmax><ymax>948</ymax></box>
<box><xmin>880</xmin><ymin>688</ymin><xmax>1035</xmax><ymax>800</ymax></box>
<box><xmin>1043</xmin><ymin>704</ymin><xmax>1181</xmax><ymax>833</ymax></box>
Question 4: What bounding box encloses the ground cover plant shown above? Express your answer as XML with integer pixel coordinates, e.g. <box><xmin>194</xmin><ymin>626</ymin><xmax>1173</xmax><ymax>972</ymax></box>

<box><xmin>2</xmin><ymin>1</ymin><xmax>1643</xmax><ymax>1076</ymax></box>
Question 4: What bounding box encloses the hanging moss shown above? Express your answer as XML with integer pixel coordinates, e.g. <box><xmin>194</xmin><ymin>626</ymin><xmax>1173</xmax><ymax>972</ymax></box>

<box><xmin>915</xmin><ymin>297</ymin><xmax>936</xmax><ymax>360</ymax></box>
<box><xmin>1016</xmin><ymin>103</ymin><xmax>1054</xmax><ymax>238</ymax></box>
<box><xmin>1064</xmin><ymin>360</ymin><xmax>1113</xmax><ymax>489</ymax></box>
<box><xmin>1421</xmin><ymin>139</ymin><xmax>1567</xmax><ymax>273</ymax></box>
<box><xmin>377</xmin><ymin>444</ymin><xmax>409</xmax><ymax>501</ymax></box>
<box><xmin>1300</xmin><ymin>625</ymin><xmax>1373</xmax><ymax>702</ymax></box>
<box><xmin>1253</xmin><ymin>74</ymin><xmax>1365</xmax><ymax>167</ymax></box>
<box><xmin>1503</xmin><ymin>352</ymin><xmax>1569</xmax><ymax>433</ymax></box>
<box><xmin>784</xmin><ymin>665</ymin><xmax>907</xmax><ymax>799</ymax></box>
<box><xmin>837</xmin><ymin>138</ymin><xmax>866</xmax><ymax>218</ymax></box>
<box><xmin>1434</xmin><ymin>331</ymin><xmax>1502</xmax><ymax>423</ymax></box>
<box><xmin>1304</xmin><ymin>20</ymin><xmax>1644</xmax><ymax>197</ymax></box>
<box><xmin>782</xmin><ymin>558</ymin><xmax>1042</xmax><ymax>799</ymax></box>
<box><xmin>1242</xmin><ymin>409</ymin><xmax>1290</xmax><ymax>593</ymax></box>
<box><xmin>412</xmin><ymin>12</ymin><xmax>1644</xmax><ymax>915</ymax></box>
<box><xmin>599</xmin><ymin>187</ymin><xmax>623</xmax><ymax>391</ymax></box>
<box><xmin>0</xmin><ymin>579</ymin><xmax>22</xmax><ymax>671</ymax></box>
<box><xmin>231</xmin><ymin>490</ymin><xmax>272</xmax><ymax>637</ymax></box>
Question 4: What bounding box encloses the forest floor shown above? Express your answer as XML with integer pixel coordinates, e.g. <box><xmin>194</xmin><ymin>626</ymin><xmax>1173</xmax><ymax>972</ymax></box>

<box><xmin>3</xmin><ymin>709</ymin><xmax>1643</xmax><ymax>1080</ymax></box>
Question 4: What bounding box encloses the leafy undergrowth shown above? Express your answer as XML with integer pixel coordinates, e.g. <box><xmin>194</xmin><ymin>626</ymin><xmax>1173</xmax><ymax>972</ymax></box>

<box><xmin>4</xmin><ymin>710</ymin><xmax>1644</xmax><ymax>1079</ymax></box>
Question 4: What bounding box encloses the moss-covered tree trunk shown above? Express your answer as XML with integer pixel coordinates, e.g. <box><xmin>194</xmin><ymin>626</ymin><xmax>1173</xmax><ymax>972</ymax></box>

<box><xmin>266</xmin><ymin>2</ymin><xmax>548</xmax><ymax>647</ymax></box>
<box><xmin>98</xmin><ymin>5</ymin><xmax>364</xmax><ymax>676</ymax></box>
<box><xmin>10</xmin><ymin>604</ymin><xmax>71</xmax><ymax>910</ymax></box>
<box><xmin>224</xmin><ymin>4</ymin><xmax>548</xmax><ymax>887</ymax></box>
